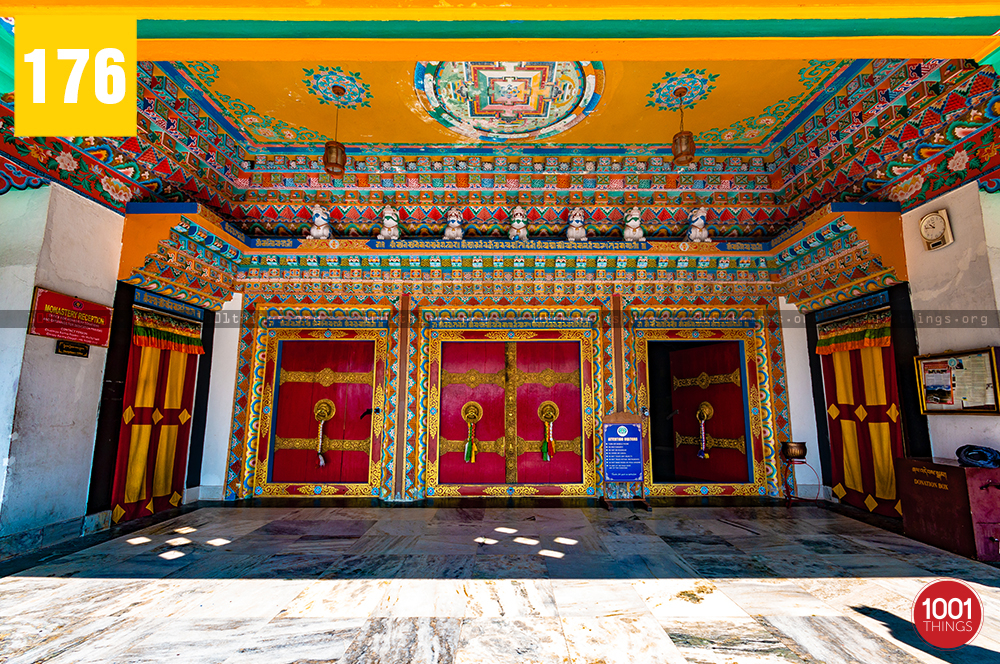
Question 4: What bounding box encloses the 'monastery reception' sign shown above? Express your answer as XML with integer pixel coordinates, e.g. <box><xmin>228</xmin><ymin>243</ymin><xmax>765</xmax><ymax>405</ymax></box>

<box><xmin>28</xmin><ymin>287</ymin><xmax>112</xmax><ymax>347</ymax></box>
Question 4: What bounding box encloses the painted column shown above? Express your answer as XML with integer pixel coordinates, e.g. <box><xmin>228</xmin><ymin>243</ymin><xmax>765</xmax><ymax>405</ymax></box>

<box><xmin>611</xmin><ymin>293</ymin><xmax>626</xmax><ymax>412</ymax></box>
<box><xmin>391</xmin><ymin>293</ymin><xmax>411</xmax><ymax>500</ymax></box>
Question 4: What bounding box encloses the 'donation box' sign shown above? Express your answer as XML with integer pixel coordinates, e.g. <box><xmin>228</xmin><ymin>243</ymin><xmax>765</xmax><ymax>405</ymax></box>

<box><xmin>28</xmin><ymin>287</ymin><xmax>112</xmax><ymax>347</ymax></box>
<box><xmin>602</xmin><ymin>423</ymin><xmax>643</xmax><ymax>482</ymax></box>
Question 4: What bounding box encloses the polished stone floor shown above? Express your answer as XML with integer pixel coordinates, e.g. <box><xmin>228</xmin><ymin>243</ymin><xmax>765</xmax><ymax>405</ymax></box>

<box><xmin>1</xmin><ymin>505</ymin><xmax>999</xmax><ymax>663</ymax></box>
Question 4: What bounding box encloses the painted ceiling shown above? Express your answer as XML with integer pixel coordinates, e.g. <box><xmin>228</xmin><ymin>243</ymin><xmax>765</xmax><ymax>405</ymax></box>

<box><xmin>2</xmin><ymin>56</ymin><xmax>1000</xmax><ymax>243</ymax></box>
<box><xmin>161</xmin><ymin>59</ymin><xmax>852</xmax><ymax>153</ymax></box>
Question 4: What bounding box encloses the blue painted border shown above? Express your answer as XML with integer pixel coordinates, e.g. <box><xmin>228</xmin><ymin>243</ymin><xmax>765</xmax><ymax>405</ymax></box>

<box><xmin>830</xmin><ymin>201</ymin><xmax>901</xmax><ymax>213</ymax></box>
<box><xmin>134</xmin><ymin>287</ymin><xmax>205</xmax><ymax>321</ymax></box>
<box><xmin>739</xmin><ymin>338</ymin><xmax>754</xmax><ymax>483</ymax></box>
<box><xmin>814</xmin><ymin>289</ymin><xmax>890</xmax><ymax>323</ymax></box>
<box><xmin>126</xmin><ymin>201</ymin><xmax>200</xmax><ymax>214</ymax></box>
<box><xmin>268</xmin><ymin>338</ymin><xmax>284</xmax><ymax>482</ymax></box>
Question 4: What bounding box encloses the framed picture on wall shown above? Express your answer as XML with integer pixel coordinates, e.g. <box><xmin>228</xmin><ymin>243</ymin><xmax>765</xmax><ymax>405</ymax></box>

<box><xmin>914</xmin><ymin>348</ymin><xmax>1000</xmax><ymax>414</ymax></box>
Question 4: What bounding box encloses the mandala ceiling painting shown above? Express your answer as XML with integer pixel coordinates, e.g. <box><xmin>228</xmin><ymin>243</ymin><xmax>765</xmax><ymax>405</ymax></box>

<box><xmin>414</xmin><ymin>61</ymin><xmax>605</xmax><ymax>142</ymax></box>
<box><xmin>163</xmin><ymin>59</ymin><xmax>847</xmax><ymax>150</ymax></box>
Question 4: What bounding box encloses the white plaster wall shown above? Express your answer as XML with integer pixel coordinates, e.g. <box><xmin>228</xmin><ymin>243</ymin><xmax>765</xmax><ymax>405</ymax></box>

<box><xmin>980</xmin><ymin>190</ymin><xmax>1000</xmax><ymax>316</ymax></box>
<box><xmin>197</xmin><ymin>293</ymin><xmax>242</xmax><ymax>501</ymax></box>
<box><xmin>778</xmin><ymin>297</ymin><xmax>825</xmax><ymax>498</ymax></box>
<box><xmin>902</xmin><ymin>182</ymin><xmax>1000</xmax><ymax>458</ymax></box>
<box><xmin>0</xmin><ymin>185</ymin><xmax>123</xmax><ymax>535</ymax></box>
<box><xmin>903</xmin><ymin>182</ymin><xmax>1000</xmax><ymax>353</ymax></box>
<box><xmin>0</xmin><ymin>187</ymin><xmax>51</xmax><ymax>531</ymax></box>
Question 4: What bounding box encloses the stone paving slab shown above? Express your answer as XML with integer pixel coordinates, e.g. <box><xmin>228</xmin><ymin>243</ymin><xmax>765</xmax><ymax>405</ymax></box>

<box><xmin>1</xmin><ymin>505</ymin><xmax>999</xmax><ymax>663</ymax></box>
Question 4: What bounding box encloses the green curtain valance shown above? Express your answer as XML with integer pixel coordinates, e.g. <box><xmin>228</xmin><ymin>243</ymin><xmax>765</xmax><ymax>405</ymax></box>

<box><xmin>816</xmin><ymin>309</ymin><xmax>891</xmax><ymax>355</ymax></box>
<box><xmin>132</xmin><ymin>309</ymin><xmax>204</xmax><ymax>355</ymax></box>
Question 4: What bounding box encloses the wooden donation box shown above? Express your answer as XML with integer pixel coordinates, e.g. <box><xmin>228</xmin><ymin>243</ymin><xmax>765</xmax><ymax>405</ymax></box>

<box><xmin>896</xmin><ymin>458</ymin><xmax>1000</xmax><ymax>562</ymax></box>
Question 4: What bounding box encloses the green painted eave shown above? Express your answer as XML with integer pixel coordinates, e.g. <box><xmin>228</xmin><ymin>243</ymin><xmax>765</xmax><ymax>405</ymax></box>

<box><xmin>137</xmin><ymin>16</ymin><xmax>1000</xmax><ymax>41</ymax></box>
<box><xmin>0</xmin><ymin>29</ymin><xmax>12</xmax><ymax>94</ymax></box>
<box><xmin>981</xmin><ymin>45</ymin><xmax>1000</xmax><ymax>75</ymax></box>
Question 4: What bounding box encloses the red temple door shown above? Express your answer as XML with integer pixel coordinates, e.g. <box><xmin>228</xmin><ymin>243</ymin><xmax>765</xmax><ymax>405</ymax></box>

<box><xmin>439</xmin><ymin>342</ymin><xmax>507</xmax><ymax>484</ymax></box>
<box><xmin>670</xmin><ymin>341</ymin><xmax>750</xmax><ymax>483</ymax></box>
<box><xmin>438</xmin><ymin>341</ymin><xmax>583</xmax><ymax>485</ymax></box>
<box><xmin>512</xmin><ymin>341</ymin><xmax>583</xmax><ymax>484</ymax></box>
<box><xmin>270</xmin><ymin>340</ymin><xmax>376</xmax><ymax>484</ymax></box>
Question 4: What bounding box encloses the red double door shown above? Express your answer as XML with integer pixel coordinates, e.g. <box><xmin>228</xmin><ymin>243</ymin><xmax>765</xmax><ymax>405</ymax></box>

<box><xmin>438</xmin><ymin>341</ymin><xmax>583</xmax><ymax>485</ymax></box>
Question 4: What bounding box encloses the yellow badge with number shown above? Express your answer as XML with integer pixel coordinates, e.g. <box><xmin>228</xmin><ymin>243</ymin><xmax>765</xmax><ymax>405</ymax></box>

<box><xmin>15</xmin><ymin>15</ymin><xmax>136</xmax><ymax>137</ymax></box>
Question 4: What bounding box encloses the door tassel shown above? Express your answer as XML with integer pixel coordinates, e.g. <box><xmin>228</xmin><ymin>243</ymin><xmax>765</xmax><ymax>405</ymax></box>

<box><xmin>461</xmin><ymin>401</ymin><xmax>484</xmax><ymax>463</ymax></box>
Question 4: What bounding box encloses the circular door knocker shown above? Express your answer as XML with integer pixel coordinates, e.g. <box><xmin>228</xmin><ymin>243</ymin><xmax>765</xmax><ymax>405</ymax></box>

<box><xmin>313</xmin><ymin>399</ymin><xmax>336</xmax><ymax>467</ymax></box>
<box><xmin>538</xmin><ymin>401</ymin><xmax>560</xmax><ymax>461</ymax></box>
<box><xmin>461</xmin><ymin>401</ymin><xmax>483</xmax><ymax>463</ymax></box>
<box><xmin>695</xmin><ymin>401</ymin><xmax>713</xmax><ymax>460</ymax></box>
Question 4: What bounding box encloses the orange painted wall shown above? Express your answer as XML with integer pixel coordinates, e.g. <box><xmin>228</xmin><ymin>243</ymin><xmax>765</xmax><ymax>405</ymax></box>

<box><xmin>117</xmin><ymin>213</ymin><xmax>180</xmax><ymax>281</ymax></box>
<box><xmin>843</xmin><ymin>210</ymin><xmax>908</xmax><ymax>283</ymax></box>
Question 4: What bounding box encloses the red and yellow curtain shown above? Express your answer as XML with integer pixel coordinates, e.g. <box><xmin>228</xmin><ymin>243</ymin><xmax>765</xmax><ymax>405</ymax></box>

<box><xmin>818</xmin><ymin>311</ymin><xmax>903</xmax><ymax>516</ymax></box>
<box><xmin>110</xmin><ymin>309</ymin><xmax>201</xmax><ymax>523</ymax></box>
<box><xmin>438</xmin><ymin>341</ymin><xmax>583</xmax><ymax>485</ymax></box>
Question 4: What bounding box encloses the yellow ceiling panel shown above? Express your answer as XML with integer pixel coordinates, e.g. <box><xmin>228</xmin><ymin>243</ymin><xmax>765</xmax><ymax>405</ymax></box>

<box><xmin>172</xmin><ymin>58</ymin><xmax>849</xmax><ymax>150</ymax></box>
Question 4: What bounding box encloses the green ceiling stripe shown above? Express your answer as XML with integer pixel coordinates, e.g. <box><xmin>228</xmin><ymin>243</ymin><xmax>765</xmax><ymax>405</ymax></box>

<box><xmin>137</xmin><ymin>17</ymin><xmax>1000</xmax><ymax>41</ymax></box>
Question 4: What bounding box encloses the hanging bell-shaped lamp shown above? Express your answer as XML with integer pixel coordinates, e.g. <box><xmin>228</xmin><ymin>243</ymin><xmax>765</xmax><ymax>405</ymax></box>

<box><xmin>323</xmin><ymin>140</ymin><xmax>346</xmax><ymax>177</ymax></box>
<box><xmin>322</xmin><ymin>85</ymin><xmax>348</xmax><ymax>177</ymax></box>
<box><xmin>671</xmin><ymin>87</ymin><xmax>696</xmax><ymax>168</ymax></box>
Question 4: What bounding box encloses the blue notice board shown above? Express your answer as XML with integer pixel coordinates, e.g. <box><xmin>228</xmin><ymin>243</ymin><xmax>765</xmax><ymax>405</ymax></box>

<box><xmin>603</xmin><ymin>423</ymin><xmax>643</xmax><ymax>482</ymax></box>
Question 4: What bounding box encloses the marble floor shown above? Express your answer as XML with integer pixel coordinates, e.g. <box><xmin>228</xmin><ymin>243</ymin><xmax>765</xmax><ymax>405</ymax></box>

<box><xmin>1</xmin><ymin>505</ymin><xmax>999</xmax><ymax>663</ymax></box>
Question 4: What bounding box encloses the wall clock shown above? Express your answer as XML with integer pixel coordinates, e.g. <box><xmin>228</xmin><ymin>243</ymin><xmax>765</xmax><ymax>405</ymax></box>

<box><xmin>919</xmin><ymin>210</ymin><xmax>954</xmax><ymax>251</ymax></box>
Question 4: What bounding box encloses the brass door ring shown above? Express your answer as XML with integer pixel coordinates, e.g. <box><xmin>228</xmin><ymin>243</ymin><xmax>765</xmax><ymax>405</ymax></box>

<box><xmin>314</xmin><ymin>399</ymin><xmax>336</xmax><ymax>421</ymax></box>
<box><xmin>538</xmin><ymin>400</ymin><xmax>560</xmax><ymax>423</ymax></box>
<box><xmin>461</xmin><ymin>401</ymin><xmax>483</xmax><ymax>424</ymax></box>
